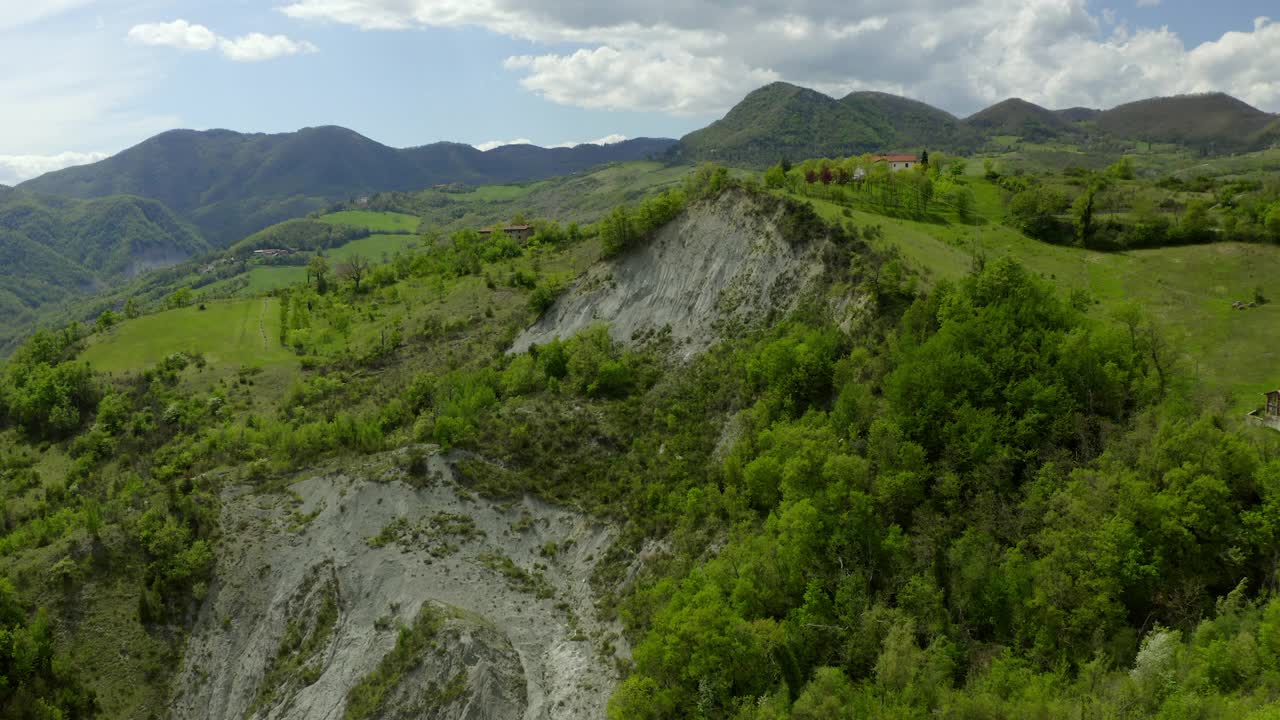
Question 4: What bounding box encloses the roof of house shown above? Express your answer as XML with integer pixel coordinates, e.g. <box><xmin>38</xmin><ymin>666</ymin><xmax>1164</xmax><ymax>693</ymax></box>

<box><xmin>480</xmin><ymin>225</ymin><xmax>532</xmax><ymax>233</ymax></box>
<box><xmin>874</xmin><ymin>154</ymin><xmax>919</xmax><ymax>163</ymax></box>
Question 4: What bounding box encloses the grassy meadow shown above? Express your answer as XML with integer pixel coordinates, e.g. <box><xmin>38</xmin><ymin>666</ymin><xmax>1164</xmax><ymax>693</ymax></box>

<box><xmin>326</xmin><ymin>233</ymin><xmax>425</xmax><ymax>262</ymax></box>
<box><xmin>81</xmin><ymin>297</ymin><xmax>296</xmax><ymax>375</ymax></box>
<box><xmin>317</xmin><ymin>210</ymin><xmax>420</xmax><ymax>233</ymax></box>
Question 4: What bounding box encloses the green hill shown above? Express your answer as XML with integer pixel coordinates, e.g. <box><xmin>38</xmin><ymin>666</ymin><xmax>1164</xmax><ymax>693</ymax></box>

<box><xmin>1095</xmin><ymin>92</ymin><xmax>1279</xmax><ymax>151</ymax></box>
<box><xmin>0</xmin><ymin>190</ymin><xmax>208</xmax><ymax>347</ymax></box>
<box><xmin>19</xmin><ymin>127</ymin><xmax>676</xmax><ymax>246</ymax></box>
<box><xmin>966</xmin><ymin>97</ymin><xmax>1079</xmax><ymax>142</ymax></box>
<box><xmin>677</xmin><ymin>82</ymin><xmax>979</xmax><ymax>167</ymax></box>
<box><xmin>842</xmin><ymin>90</ymin><xmax>983</xmax><ymax>151</ymax></box>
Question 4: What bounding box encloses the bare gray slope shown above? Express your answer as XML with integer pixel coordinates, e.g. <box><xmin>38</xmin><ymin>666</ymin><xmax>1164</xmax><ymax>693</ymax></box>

<box><xmin>172</xmin><ymin>451</ymin><xmax>625</xmax><ymax>720</ymax></box>
<box><xmin>511</xmin><ymin>190</ymin><xmax>828</xmax><ymax>359</ymax></box>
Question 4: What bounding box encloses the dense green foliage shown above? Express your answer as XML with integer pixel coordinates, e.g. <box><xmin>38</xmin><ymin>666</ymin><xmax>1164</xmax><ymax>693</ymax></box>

<box><xmin>0</xmin><ymin>578</ymin><xmax>96</xmax><ymax>718</ymax></box>
<box><xmin>2</xmin><ymin>164</ymin><xmax>1279</xmax><ymax>720</ymax></box>
<box><xmin>231</xmin><ymin>219</ymin><xmax>372</xmax><ymax>256</ymax></box>
<box><xmin>593</xmin><ymin>258</ymin><xmax>1280</xmax><ymax>719</ymax></box>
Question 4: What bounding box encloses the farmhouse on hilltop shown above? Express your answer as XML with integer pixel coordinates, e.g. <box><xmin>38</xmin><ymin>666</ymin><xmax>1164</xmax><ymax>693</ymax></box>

<box><xmin>873</xmin><ymin>154</ymin><xmax>919</xmax><ymax>172</ymax></box>
<box><xmin>480</xmin><ymin>224</ymin><xmax>534</xmax><ymax>242</ymax></box>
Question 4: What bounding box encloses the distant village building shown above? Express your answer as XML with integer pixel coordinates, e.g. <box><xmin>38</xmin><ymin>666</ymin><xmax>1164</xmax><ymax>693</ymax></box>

<box><xmin>355</xmin><ymin>196</ymin><xmax>370</xmax><ymax>208</ymax></box>
<box><xmin>480</xmin><ymin>225</ymin><xmax>534</xmax><ymax>243</ymax></box>
<box><xmin>253</xmin><ymin>248</ymin><xmax>293</xmax><ymax>258</ymax></box>
<box><xmin>873</xmin><ymin>154</ymin><xmax>920</xmax><ymax>172</ymax></box>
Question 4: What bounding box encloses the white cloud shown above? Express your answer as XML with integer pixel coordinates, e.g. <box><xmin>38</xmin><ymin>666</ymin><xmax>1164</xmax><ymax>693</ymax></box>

<box><xmin>127</xmin><ymin>20</ymin><xmax>219</xmax><ymax>51</ymax></box>
<box><xmin>218</xmin><ymin>33</ymin><xmax>319</xmax><ymax>62</ymax></box>
<box><xmin>549</xmin><ymin>134</ymin><xmax>629</xmax><ymax>148</ymax></box>
<box><xmin>1136</xmin><ymin>0</ymin><xmax>1162</xmax><ymax>7</ymax></box>
<box><xmin>128</xmin><ymin>20</ymin><xmax>317</xmax><ymax>62</ymax></box>
<box><xmin>277</xmin><ymin>0</ymin><xmax>1280</xmax><ymax>115</ymax></box>
<box><xmin>476</xmin><ymin>134</ymin><xmax>629</xmax><ymax>150</ymax></box>
<box><xmin>0</xmin><ymin>151</ymin><xmax>108</xmax><ymax>185</ymax></box>
<box><xmin>505</xmin><ymin>47</ymin><xmax>779</xmax><ymax>116</ymax></box>
<box><xmin>474</xmin><ymin>138</ymin><xmax>534</xmax><ymax>151</ymax></box>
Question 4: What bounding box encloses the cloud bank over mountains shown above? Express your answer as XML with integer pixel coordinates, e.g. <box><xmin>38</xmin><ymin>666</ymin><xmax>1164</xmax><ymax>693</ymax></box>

<box><xmin>280</xmin><ymin>0</ymin><xmax>1280</xmax><ymax>116</ymax></box>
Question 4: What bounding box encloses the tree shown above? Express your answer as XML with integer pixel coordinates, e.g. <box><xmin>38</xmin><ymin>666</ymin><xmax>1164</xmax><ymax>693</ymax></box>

<box><xmin>920</xmin><ymin>149</ymin><xmax>930</xmax><ymax>168</ymax></box>
<box><xmin>95</xmin><ymin>309</ymin><xmax>118</xmax><ymax>333</ymax></box>
<box><xmin>124</xmin><ymin>297</ymin><xmax>140</xmax><ymax>319</ymax></box>
<box><xmin>166</xmin><ymin>287</ymin><xmax>193</xmax><ymax>309</ymax></box>
<box><xmin>764</xmin><ymin>163</ymin><xmax>787</xmax><ymax>189</ymax></box>
<box><xmin>1180</xmin><ymin>199</ymin><xmax>1214</xmax><ymax>243</ymax></box>
<box><xmin>1265</xmin><ymin>203</ymin><xmax>1280</xmax><ymax>241</ymax></box>
<box><xmin>337</xmin><ymin>254</ymin><xmax>371</xmax><ymax>292</ymax></box>
<box><xmin>1009</xmin><ymin>187</ymin><xmax>1069</xmax><ymax>241</ymax></box>
<box><xmin>953</xmin><ymin>187</ymin><xmax>975</xmax><ymax>224</ymax></box>
<box><xmin>1106</xmin><ymin>155</ymin><xmax>1135</xmax><ymax>180</ymax></box>
<box><xmin>307</xmin><ymin>255</ymin><xmax>330</xmax><ymax>293</ymax></box>
<box><xmin>1072</xmin><ymin>185</ymin><xmax>1096</xmax><ymax>245</ymax></box>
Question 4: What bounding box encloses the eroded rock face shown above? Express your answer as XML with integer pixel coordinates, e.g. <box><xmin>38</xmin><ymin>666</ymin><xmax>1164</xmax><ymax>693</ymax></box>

<box><xmin>510</xmin><ymin>190</ymin><xmax>828</xmax><ymax>359</ymax></box>
<box><xmin>171</xmin><ymin>452</ymin><xmax>624</xmax><ymax>720</ymax></box>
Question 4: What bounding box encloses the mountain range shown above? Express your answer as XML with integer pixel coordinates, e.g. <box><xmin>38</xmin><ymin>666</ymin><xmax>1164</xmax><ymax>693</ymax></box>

<box><xmin>5</xmin><ymin>82</ymin><xmax>1279</xmax><ymax>343</ymax></box>
<box><xmin>675</xmin><ymin>82</ymin><xmax>1280</xmax><ymax>166</ymax></box>
<box><xmin>20</xmin><ymin>129</ymin><xmax>677</xmax><ymax>247</ymax></box>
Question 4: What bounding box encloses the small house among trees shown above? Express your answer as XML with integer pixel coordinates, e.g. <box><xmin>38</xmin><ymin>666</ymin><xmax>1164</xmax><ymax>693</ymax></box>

<box><xmin>480</xmin><ymin>225</ymin><xmax>533</xmax><ymax>242</ymax></box>
<box><xmin>873</xmin><ymin>154</ymin><xmax>919</xmax><ymax>172</ymax></box>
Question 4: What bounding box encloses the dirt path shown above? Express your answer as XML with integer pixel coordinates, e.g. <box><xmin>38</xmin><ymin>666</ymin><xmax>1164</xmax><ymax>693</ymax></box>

<box><xmin>258</xmin><ymin>298</ymin><xmax>270</xmax><ymax>349</ymax></box>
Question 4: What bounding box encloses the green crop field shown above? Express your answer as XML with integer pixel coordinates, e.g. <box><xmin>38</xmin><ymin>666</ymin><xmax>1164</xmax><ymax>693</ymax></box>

<box><xmin>81</xmin><ymin>297</ymin><xmax>296</xmax><ymax>374</ymax></box>
<box><xmin>317</xmin><ymin>210</ymin><xmax>420</xmax><ymax>233</ymax></box>
<box><xmin>326</xmin><ymin>233</ymin><xmax>425</xmax><ymax>262</ymax></box>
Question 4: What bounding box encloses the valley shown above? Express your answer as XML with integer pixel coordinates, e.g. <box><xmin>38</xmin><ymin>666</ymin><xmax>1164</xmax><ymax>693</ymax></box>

<box><xmin>3</xmin><ymin>79</ymin><xmax>1280</xmax><ymax>720</ymax></box>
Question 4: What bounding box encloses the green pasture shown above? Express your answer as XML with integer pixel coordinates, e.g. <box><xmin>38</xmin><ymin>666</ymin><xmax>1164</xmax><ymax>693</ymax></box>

<box><xmin>317</xmin><ymin>210</ymin><xmax>420</xmax><ymax>233</ymax></box>
<box><xmin>326</xmin><ymin>234</ymin><xmax>425</xmax><ymax>263</ymax></box>
<box><xmin>81</xmin><ymin>298</ymin><xmax>296</xmax><ymax>374</ymax></box>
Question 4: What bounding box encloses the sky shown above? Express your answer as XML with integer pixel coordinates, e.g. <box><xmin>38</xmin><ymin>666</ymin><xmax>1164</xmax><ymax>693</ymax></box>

<box><xmin>1</xmin><ymin>0</ymin><xmax>1279</xmax><ymax>184</ymax></box>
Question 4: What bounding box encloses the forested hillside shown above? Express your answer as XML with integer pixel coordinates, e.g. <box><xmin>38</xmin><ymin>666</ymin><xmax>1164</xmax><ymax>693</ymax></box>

<box><xmin>19</xmin><ymin>127</ymin><xmax>676</xmax><ymax>246</ymax></box>
<box><xmin>1</xmin><ymin>167</ymin><xmax>1278</xmax><ymax>718</ymax></box>
<box><xmin>677</xmin><ymin>83</ymin><xmax>980</xmax><ymax>167</ymax></box>
<box><xmin>1095</xmin><ymin>93</ymin><xmax>1280</xmax><ymax>152</ymax></box>
<box><xmin>0</xmin><ymin>190</ymin><xmax>208</xmax><ymax>350</ymax></box>
<box><xmin>965</xmin><ymin>98</ymin><xmax>1080</xmax><ymax>142</ymax></box>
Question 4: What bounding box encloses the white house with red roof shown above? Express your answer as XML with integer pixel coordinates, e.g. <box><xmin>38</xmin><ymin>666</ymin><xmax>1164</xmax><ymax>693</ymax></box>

<box><xmin>873</xmin><ymin>154</ymin><xmax>919</xmax><ymax>171</ymax></box>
